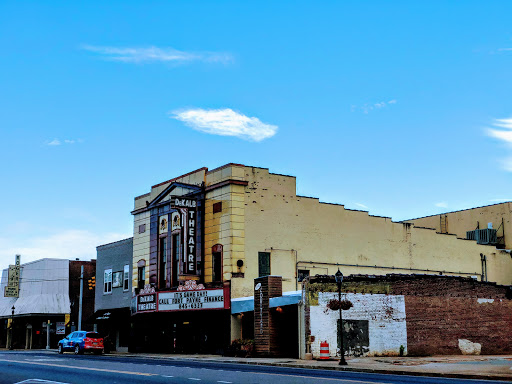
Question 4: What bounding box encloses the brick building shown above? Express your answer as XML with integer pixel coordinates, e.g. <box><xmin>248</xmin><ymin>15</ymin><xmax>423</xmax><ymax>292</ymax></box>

<box><xmin>304</xmin><ymin>274</ymin><xmax>512</xmax><ymax>358</ymax></box>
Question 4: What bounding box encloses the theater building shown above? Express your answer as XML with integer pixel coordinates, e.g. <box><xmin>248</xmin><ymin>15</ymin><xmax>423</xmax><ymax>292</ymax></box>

<box><xmin>130</xmin><ymin>163</ymin><xmax>512</xmax><ymax>356</ymax></box>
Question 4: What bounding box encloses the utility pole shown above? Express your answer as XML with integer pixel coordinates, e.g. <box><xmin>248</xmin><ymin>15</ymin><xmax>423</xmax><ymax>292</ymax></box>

<box><xmin>46</xmin><ymin>320</ymin><xmax>50</xmax><ymax>350</ymax></box>
<box><xmin>78</xmin><ymin>265</ymin><xmax>83</xmax><ymax>331</ymax></box>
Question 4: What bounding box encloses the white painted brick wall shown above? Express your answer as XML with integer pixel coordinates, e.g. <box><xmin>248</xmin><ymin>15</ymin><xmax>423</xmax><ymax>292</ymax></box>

<box><xmin>310</xmin><ymin>292</ymin><xmax>407</xmax><ymax>357</ymax></box>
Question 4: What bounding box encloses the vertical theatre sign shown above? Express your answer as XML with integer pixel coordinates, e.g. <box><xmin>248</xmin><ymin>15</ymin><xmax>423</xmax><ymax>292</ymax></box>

<box><xmin>4</xmin><ymin>254</ymin><xmax>20</xmax><ymax>298</ymax></box>
<box><xmin>171</xmin><ymin>197</ymin><xmax>197</xmax><ymax>275</ymax></box>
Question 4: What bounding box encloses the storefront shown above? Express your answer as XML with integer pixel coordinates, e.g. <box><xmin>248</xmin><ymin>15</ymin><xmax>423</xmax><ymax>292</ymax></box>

<box><xmin>130</xmin><ymin>284</ymin><xmax>231</xmax><ymax>353</ymax></box>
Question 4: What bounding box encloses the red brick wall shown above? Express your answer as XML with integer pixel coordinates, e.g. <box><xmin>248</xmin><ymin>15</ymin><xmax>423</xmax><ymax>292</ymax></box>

<box><xmin>254</xmin><ymin>276</ymin><xmax>282</xmax><ymax>356</ymax></box>
<box><xmin>389</xmin><ymin>275</ymin><xmax>512</xmax><ymax>355</ymax></box>
<box><xmin>404</xmin><ymin>296</ymin><xmax>512</xmax><ymax>355</ymax></box>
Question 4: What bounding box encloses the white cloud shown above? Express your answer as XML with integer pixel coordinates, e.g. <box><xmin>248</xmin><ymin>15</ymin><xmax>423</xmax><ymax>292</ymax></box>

<box><xmin>0</xmin><ymin>230</ymin><xmax>130</xmax><ymax>271</ymax></box>
<box><xmin>353</xmin><ymin>100</ymin><xmax>398</xmax><ymax>114</ymax></box>
<box><xmin>82</xmin><ymin>45</ymin><xmax>233</xmax><ymax>64</ymax></box>
<box><xmin>486</xmin><ymin>118</ymin><xmax>512</xmax><ymax>171</ymax></box>
<box><xmin>435</xmin><ymin>202</ymin><xmax>448</xmax><ymax>208</ymax></box>
<box><xmin>45</xmin><ymin>138</ymin><xmax>82</xmax><ymax>146</ymax></box>
<box><xmin>170</xmin><ymin>108</ymin><xmax>278</xmax><ymax>142</ymax></box>
<box><xmin>354</xmin><ymin>203</ymin><xmax>368</xmax><ymax>210</ymax></box>
<box><xmin>46</xmin><ymin>139</ymin><xmax>61</xmax><ymax>146</ymax></box>
<box><xmin>487</xmin><ymin>118</ymin><xmax>512</xmax><ymax>144</ymax></box>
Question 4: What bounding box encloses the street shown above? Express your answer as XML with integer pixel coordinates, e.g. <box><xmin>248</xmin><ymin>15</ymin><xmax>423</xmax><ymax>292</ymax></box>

<box><xmin>0</xmin><ymin>351</ymin><xmax>509</xmax><ymax>384</ymax></box>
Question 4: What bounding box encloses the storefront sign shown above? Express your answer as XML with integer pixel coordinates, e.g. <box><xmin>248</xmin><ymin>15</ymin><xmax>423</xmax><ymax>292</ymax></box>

<box><xmin>185</xmin><ymin>209</ymin><xmax>196</xmax><ymax>274</ymax></box>
<box><xmin>171</xmin><ymin>197</ymin><xmax>197</xmax><ymax>209</ymax></box>
<box><xmin>137</xmin><ymin>294</ymin><xmax>157</xmax><ymax>312</ymax></box>
<box><xmin>4</xmin><ymin>255</ymin><xmax>21</xmax><ymax>298</ymax></box>
<box><xmin>56</xmin><ymin>322</ymin><xmax>65</xmax><ymax>335</ymax></box>
<box><xmin>158</xmin><ymin>289</ymin><xmax>225</xmax><ymax>311</ymax></box>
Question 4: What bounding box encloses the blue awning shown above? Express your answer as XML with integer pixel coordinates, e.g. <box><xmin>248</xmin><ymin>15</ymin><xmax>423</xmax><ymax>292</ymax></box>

<box><xmin>231</xmin><ymin>291</ymin><xmax>301</xmax><ymax>314</ymax></box>
<box><xmin>270</xmin><ymin>291</ymin><xmax>301</xmax><ymax>308</ymax></box>
<box><xmin>231</xmin><ymin>296</ymin><xmax>254</xmax><ymax>314</ymax></box>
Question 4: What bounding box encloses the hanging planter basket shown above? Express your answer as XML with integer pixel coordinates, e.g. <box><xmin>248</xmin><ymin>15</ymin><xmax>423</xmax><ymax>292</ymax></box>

<box><xmin>326</xmin><ymin>299</ymin><xmax>353</xmax><ymax>311</ymax></box>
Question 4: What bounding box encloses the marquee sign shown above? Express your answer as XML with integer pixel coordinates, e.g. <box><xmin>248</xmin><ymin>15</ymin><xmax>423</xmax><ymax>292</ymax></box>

<box><xmin>159</xmin><ymin>289</ymin><xmax>225</xmax><ymax>311</ymax></box>
<box><xmin>131</xmin><ymin>287</ymin><xmax>229</xmax><ymax>314</ymax></box>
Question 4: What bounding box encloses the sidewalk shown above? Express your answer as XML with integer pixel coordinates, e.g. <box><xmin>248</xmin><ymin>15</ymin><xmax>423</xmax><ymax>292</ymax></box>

<box><xmin>105</xmin><ymin>352</ymin><xmax>512</xmax><ymax>381</ymax></box>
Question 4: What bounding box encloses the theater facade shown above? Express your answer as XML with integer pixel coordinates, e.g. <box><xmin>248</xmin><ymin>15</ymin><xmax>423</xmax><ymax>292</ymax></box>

<box><xmin>129</xmin><ymin>163</ymin><xmax>512</xmax><ymax>356</ymax></box>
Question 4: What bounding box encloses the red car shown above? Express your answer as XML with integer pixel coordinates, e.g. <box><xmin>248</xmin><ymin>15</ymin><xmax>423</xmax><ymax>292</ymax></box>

<box><xmin>58</xmin><ymin>331</ymin><xmax>104</xmax><ymax>355</ymax></box>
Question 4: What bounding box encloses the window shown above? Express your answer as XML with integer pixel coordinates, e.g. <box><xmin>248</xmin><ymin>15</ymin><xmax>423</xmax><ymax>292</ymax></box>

<box><xmin>212</xmin><ymin>244</ymin><xmax>223</xmax><ymax>282</ymax></box>
<box><xmin>213</xmin><ymin>202</ymin><xmax>222</xmax><ymax>214</ymax></box>
<box><xmin>298</xmin><ymin>269</ymin><xmax>310</xmax><ymax>282</ymax></box>
<box><xmin>104</xmin><ymin>269</ymin><xmax>112</xmax><ymax>294</ymax></box>
<box><xmin>159</xmin><ymin>236</ymin><xmax>168</xmax><ymax>289</ymax></box>
<box><xmin>137</xmin><ymin>259</ymin><xmax>146</xmax><ymax>290</ymax></box>
<box><xmin>138</xmin><ymin>224</ymin><xmax>146</xmax><ymax>234</ymax></box>
<box><xmin>258</xmin><ymin>252</ymin><xmax>271</xmax><ymax>277</ymax></box>
<box><xmin>123</xmin><ymin>264</ymin><xmax>130</xmax><ymax>291</ymax></box>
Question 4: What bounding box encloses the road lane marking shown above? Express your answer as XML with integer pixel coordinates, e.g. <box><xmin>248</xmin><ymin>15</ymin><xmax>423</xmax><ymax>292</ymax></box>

<box><xmin>15</xmin><ymin>380</ymin><xmax>70</xmax><ymax>384</ymax></box>
<box><xmin>0</xmin><ymin>359</ymin><xmax>155</xmax><ymax>377</ymax></box>
<box><xmin>162</xmin><ymin>375</ymin><xmax>174</xmax><ymax>378</ymax></box>
<box><xmin>217</xmin><ymin>381</ymin><xmax>232</xmax><ymax>383</ymax></box>
<box><xmin>188</xmin><ymin>379</ymin><xmax>201</xmax><ymax>381</ymax></box>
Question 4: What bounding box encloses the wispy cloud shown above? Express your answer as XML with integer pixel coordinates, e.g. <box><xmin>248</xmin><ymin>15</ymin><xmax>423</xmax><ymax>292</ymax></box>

<box><xmin>487</xmin><ymin>118</ymin><xmax>512</xmax><ymax>144</ymax></box>
<box><xmin>435</xmin><ymin>202</ymin><xmax>448</xmax><ymax>208</ymax></box>
<box><xmin>45</xmin><ymin>138</ymin><xmax>82</xmax><ymax>146</ymax></box>
<box><xmin>81</xmin><ymin>45</ymin><xmax>233</xmax><ymax>64</ymax></box>
<box><xmin>486</xmin><ymin>118</ymin><xmax>512</xmax><ymax>171</ymax></box>
<box><xmin>351</xmin><ymin>99</ymin><xmax>397</xmax><ymax>114</ymax></box>
<box><xmin>0</xmin><ymin>230</ymin><xmax>129</xmax><ymax>270</ymax></box>
<box><xmin>170</xmin><ymin>108</ymin><xmax>278</xmax><ymax>142</ymax></box>
<box><xmin>354</xmin><ymin>203</ymin><xmax>368</xmax><ymax>210</ymax></box>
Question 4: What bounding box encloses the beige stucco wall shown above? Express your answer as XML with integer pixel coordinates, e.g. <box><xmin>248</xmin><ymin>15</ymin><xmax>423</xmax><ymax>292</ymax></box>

<box><xmin>232</xmin><ymin>166</ymin><xmax>512</xmax><ymax>298</ymax></box>
<box><xmin>132</xmin><ymin>211</ymin><xmax>150</xmax><ymax>285</ymax></box>
<box><xmin>405</xmin><ymin>203</ymin><xmax>512</xmax><ymax>249</ymax></box>
<box><xmin>204</xmin><ymin>165</ymin><xmax>246</xmax><ymax>283</ymax></box>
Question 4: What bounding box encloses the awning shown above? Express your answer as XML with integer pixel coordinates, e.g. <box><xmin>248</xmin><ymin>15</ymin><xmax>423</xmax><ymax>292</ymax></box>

<box><xmin>231</xmin><ymin>296</ymin><xmax>254</xmax><ymax>314</ymax></box>
<box><xmin>269</xmin><ymin>291</ymin><xmax>301</xmax><ymax>308</ymax></box>
<box><xmin>231</xmin><ymin>291</ymin><xmax>302</xmax><ymax>314</ymax></box>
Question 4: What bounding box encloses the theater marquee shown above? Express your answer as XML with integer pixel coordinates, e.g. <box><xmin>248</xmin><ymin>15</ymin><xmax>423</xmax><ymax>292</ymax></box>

<box><xmin>131</xmin><ymin>287</ymin><xmax>229</xmax><ymax>315</ymax></box>
<box><xmin>159</xmin><ymin>289</ymin><xmax>225</xmax><ymax>311</ymax></box>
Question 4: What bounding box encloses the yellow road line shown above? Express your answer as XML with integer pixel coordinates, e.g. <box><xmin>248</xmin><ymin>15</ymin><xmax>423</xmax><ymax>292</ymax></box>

<box><xmin>0</xmin><ymin>359</ymin><xmax>155</xmax><ymax>377</ymax></box>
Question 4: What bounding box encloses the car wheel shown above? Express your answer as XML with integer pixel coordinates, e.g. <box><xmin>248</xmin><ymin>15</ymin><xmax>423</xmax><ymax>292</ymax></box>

<box><xmin>58</xmin><ymin>344</ymin><xmax>63</xmax><ymax>354</ymax></box>
<box><xmin>74</xmin><ymin>344</ymin><xmax>82</xmax><ymax>355</ymax></box>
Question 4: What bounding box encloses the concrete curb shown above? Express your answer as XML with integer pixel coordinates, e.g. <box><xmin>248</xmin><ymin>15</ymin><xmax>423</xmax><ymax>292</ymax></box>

<box><xmin>98</xmin><ymin>353</ymin><xmax>512</xmax><ymax>382</ymax></box>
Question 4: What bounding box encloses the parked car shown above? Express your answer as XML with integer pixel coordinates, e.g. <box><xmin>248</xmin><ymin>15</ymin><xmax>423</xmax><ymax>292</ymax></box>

<box><xmin>58</xmin><ymin>331</ymin><xmax>104</xmax><ymax>355</ymax></box>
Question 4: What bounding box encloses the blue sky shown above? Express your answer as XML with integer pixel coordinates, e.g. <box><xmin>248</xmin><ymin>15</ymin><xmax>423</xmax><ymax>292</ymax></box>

<box><xmin>1</xmin><ymin>1</ymin><xmax>512</xmax><ymax>270</ymax></box>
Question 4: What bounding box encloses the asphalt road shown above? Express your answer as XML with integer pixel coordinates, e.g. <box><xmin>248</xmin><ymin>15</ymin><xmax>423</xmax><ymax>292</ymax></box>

<box><xmin>0</xmin><ymin>351</ymin><xmax>509</xmax><ymax>384</ymax></box>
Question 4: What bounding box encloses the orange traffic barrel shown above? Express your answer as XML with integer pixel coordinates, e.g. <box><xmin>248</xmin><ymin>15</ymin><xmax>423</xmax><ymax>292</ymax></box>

<box><xmin>319</xmin><ymin>341</ymin><xmax>329</xmax><ymax>360</ymax></box>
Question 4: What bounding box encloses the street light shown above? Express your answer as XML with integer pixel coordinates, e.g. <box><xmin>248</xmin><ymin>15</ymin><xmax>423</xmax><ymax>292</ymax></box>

<box><xmin>9</xmin><ymin>305</ymin><xmax>15</xmax><ymax>350</ymax></box>
<box><xmin>334</xmin><ymin>269</ymin><xmax>347</xmax><ymax>365</ymax></box>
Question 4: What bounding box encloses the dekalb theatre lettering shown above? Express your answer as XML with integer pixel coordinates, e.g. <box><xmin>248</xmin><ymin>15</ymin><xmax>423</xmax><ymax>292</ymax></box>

<box><xmin>137</xmin><ymin>294</ymin><xmax>156</xmax><ymax>312</ymax></box>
